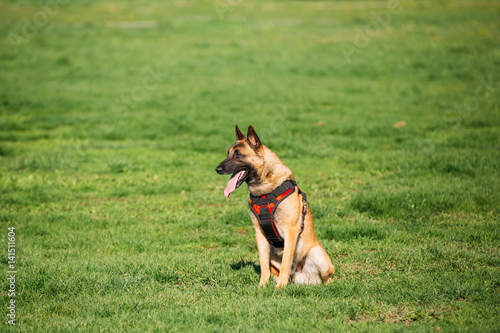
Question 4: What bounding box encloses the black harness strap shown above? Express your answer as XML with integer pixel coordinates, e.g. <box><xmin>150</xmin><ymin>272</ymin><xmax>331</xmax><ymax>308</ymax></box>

<box><xmin>249</xmin><ymin>180</ymin><xmax>307</xmax><ymax>248</ymax></box>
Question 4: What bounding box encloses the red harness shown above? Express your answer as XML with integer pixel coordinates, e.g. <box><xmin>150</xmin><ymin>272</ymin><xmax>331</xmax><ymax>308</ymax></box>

<box><xmin>248</xmin><ymin>180</ymin><xmax>307</xmax><ymax>248</ymax></box>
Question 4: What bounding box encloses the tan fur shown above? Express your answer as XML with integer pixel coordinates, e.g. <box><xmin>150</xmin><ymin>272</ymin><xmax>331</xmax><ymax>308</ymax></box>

<box><xmin>217</xmin><ymin>125</ymin><xmax>335</xmax><ymax>288</ymax></box>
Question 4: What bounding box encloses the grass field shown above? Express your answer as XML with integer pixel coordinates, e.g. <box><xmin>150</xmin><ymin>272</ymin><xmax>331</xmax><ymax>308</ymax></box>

<box><xmin>1</xmin><ymin>0</ymin><xmax>499</xmax><ymax>331</ymax></box>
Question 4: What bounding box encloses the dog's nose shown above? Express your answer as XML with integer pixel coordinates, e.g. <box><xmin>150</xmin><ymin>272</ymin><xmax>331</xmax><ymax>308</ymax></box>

<box><xmin>215</xmin><ymin>166</ymin><xmax>223</xmax><ymax>174</ymax></box>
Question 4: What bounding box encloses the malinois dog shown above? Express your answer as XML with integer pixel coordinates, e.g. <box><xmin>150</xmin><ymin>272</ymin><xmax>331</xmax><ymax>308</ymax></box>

<box><xmin>215</xmin><ymin>125</ymin><xmax>334</xmax><ymax>288</ymax></box>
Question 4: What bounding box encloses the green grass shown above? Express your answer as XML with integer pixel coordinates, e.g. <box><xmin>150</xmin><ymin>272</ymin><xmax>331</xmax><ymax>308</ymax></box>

<box><xmin>1</xmin><ymin>0</ymin><xmax>499</xmax><ymax>331</ymax></box>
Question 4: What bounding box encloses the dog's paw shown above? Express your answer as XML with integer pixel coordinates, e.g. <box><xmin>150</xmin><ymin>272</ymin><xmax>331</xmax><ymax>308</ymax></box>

<box><xmin>258</xmin><ymin>280</ymin><xmax>269</xmax><ymax>288</ymax></box>
<box><xmin>276</xmin><ymin>282</ymin><xmax>288</xmax><ymax>289</ymax></box>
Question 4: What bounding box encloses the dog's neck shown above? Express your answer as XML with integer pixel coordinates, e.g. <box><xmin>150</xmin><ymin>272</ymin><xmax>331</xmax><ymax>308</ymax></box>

<box><xmin>247</xmin><ymin>146</ymin><xmax>294</xmax><ymax>197</ymax></box>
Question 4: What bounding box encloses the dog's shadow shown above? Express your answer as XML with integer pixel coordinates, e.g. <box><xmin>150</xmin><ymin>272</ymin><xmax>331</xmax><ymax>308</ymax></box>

<box><xmin>231</xmin><ymin>259</ymin><xmax>260</xmax><ymax>275</ymax></box>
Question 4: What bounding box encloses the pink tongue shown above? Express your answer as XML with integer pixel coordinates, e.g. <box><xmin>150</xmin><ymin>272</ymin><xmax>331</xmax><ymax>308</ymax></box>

<box><xmin>224</xmin><ymin>171</ymin><xmax>244</xmax><ymax>197</ymax></box>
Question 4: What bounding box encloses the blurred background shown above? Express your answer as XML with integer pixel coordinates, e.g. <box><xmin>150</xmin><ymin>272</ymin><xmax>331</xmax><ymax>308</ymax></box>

<box><xmin>1</xmin><ymin>0</ymin><xmax>498</xmax><ymax>211</ymax></box>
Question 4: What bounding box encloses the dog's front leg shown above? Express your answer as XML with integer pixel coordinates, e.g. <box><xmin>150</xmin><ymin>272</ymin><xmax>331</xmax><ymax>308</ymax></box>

<box><xmin>253</xmin><ymin>225</ymin><xmax>271</xmax><ymax>287</ymax></box>
<box><xmin>276</xmin><ymin>227</ymin><xmax>300</xmax><ymax>288</ymax></box>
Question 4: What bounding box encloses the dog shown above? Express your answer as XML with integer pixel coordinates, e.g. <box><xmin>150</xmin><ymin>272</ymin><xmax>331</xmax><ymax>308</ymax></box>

<box><xmin>215</xmin><ymin>125</ymin><xmax>334</xmax><ymax>288</ymax></box>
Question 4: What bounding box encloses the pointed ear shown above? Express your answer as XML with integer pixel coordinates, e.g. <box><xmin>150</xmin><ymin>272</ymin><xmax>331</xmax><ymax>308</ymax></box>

<box><xmin>235</xmin><ymin>124</ymin><xmax>245</xmax><ymax>141</ymax></box>
<box><xmin>247</xmin><ymin>125</ymin><xmax>262</xmax><ymax>149</ymax></box>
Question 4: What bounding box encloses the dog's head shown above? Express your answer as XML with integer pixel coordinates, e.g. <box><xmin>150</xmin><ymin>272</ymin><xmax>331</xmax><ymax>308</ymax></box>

<box><xmin>215</xmin><ymin>125</ymin><xmax>264</xmax><ymax>197</ymax></box>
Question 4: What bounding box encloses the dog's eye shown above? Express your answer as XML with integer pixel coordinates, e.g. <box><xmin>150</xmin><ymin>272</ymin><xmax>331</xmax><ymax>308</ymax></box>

<box><xmin>234</xmin><ymin>151</ymin><xmax>240</xmax><ymax>157</ymax></box>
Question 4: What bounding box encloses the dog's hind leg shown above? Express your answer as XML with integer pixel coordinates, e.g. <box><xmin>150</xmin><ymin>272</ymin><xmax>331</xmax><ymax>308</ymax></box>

<box><xmin>269</xmin><ymin>247</ymin><xmax>283</xmax><ymax>282</ymax></box>
<box><xmin>308</xmin><ymin>244</ymin><xmax>335</xmax><ymax>284</ymax></box>
<box><xmin>292</xmin><ymin>256</ymin><xmax>321</xmax><ymax>284</ymax></box>
<box><xmin>270</xmin><ymin>264</ymin><xmax>280</xmax><ymax>280</ymax></box>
